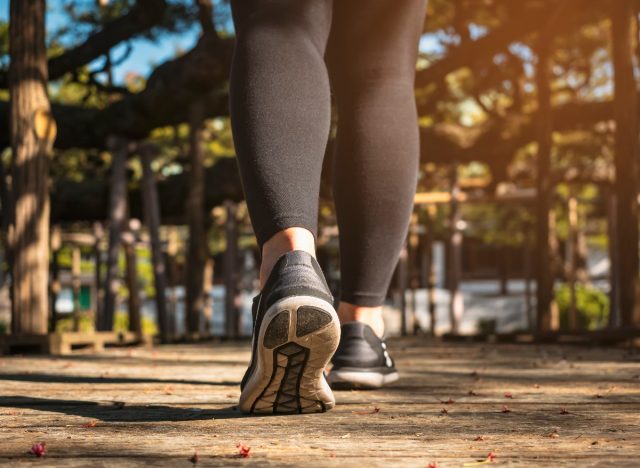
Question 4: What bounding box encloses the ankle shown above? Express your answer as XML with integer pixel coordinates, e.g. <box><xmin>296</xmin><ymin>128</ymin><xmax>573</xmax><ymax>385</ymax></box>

<box><xmin>260</xmin><ymin>227</ymin><xmax>316</xmax><ymax>288</ymax></box>
<box><xmin>337</xmin><ymin>301</ymin><xmax>385</xmax><ymax>337</ymax></box>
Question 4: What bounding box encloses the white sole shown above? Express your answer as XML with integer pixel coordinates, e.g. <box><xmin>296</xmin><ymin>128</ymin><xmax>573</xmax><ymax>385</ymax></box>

<box><xmin>239</xmin><ymin>295</ymin><xmax>340</xmax><ymax>414</ymax></box>
<box><xmin>327</xmin><ymin>370</ymin><xmax>399</xmax><ymax>389</ymax></box>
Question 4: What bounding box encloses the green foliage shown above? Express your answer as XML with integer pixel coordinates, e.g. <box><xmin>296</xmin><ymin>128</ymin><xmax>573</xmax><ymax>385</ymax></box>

<box><xmin>0</xmin><ymin>20</ymin><xmax>8</xmax><ymax>58</ymax></box>
<box><xmin>555</xmin><ymin>283</ymin><xmax>609</xmax><ymax>331</ymax></box>
<box><xmin>113</xmin><ymin>311</ymin><xmax>158</xmax><ymax>335</ymax></box>
<box><xmin>462</xmin><ymin>204</ymin><xmax>534</xmax><ymax>248</ymax></box>
<box><xmin>55</xmin><ymin>311</ymin><xmax>157</xmax><ymax>335</ymax></box>
<box><xmin>55</xmin><ymin>312</ymin><xmax>96</xmax><ymax>333</ymax></box>
<box><xmin>0</xmin><ymin>320</ymin><xmax>6</xmax><ymax>335</ymax></box>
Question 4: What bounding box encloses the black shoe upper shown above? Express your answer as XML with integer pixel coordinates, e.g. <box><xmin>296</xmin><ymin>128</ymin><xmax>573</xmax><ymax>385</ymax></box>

<box><xmin>330</xmin><ymin>322</ymin><xmax>396</xmax><ymax>373</ymax></box>
<box><xmin>241</xmin><ymin>250</ymin><xmax>334</xmax><ymax>391</ymax></box>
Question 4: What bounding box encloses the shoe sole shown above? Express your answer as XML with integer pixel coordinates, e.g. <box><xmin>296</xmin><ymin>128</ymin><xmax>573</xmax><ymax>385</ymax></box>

<box><xmin>239</xmin><ymin>295</ymin><xmax>340</xmax><ymax>415</ymax></box>
<box><xmin>327</xmin><ymin>370</ymin><xmax>399</xmax><ymax>389</ymax></box>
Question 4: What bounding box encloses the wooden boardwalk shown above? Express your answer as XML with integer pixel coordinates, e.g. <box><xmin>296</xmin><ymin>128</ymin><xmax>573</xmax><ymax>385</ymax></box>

<box><xmin>1</xmin><ymin>338</ymin><xmax>639</xmax><ymax>466</ymax></box>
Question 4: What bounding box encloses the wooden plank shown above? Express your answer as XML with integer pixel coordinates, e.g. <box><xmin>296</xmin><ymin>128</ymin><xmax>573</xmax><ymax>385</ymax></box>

<box><xmin>0</xmin><ymin>339</ymin><xmax>638</xmax><ymax>466</ymax></box>
<box><xmin>0</xmin><ymin>332</ymin><xmax>150</xmax><ymax>356</ymax></box>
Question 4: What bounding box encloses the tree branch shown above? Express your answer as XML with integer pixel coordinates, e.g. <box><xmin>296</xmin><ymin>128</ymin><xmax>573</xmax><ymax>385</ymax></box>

<box><xmin>0</xmin><ymin>0</ymin><xmax>167</xmax><ymax>88</ymax></box>
<box><xmin>194</xmin><ymin>0</ymin><xmax>216</xmax><ymax>36</ymax></box>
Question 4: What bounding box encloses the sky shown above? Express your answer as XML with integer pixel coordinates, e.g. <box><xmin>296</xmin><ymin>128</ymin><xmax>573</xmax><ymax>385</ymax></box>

<box><xmin>0</xmin><ymin>0</ymin><xmax>200</xmax><ymax>84</ymax></box>
<box><xmin>0</xmin><ymin>0</ymin><xmax>448</xmax><ymax>85</ymax></box>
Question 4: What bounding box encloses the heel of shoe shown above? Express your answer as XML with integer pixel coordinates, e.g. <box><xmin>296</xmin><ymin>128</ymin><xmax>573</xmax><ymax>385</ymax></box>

<box><xmin>239</xmin><ymin>295</ymin><xmax>340</xmax><ymax>414</ymax></box>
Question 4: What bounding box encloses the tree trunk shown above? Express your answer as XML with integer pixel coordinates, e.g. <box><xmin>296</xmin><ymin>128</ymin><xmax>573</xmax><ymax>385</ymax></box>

<box><xmin>99</xmin><ymin>137</ymin><xmax>128</xmax><ymax>331</ymax></box>
<box><xmin>396</xmin><ymin>242</ymin><xmax>409</xmax><ymax>336</ymax></box>
<box><xmin>140</xmin><ymin>146</ymin><xmax>170</xmax><ymax>341</ymax></box>
<box><xmin>123</xmin><ymin>231</ymin><xmax>141</xmax><ymax>334</ymax></box>
<box><xmin>448</xmin><ymin>163</ymin><xmax>463</xmax><ymax>334</ymax></box>
<box><xmin>422</xmin><ymin>206</ymin><xmax>437</xmax><ymax>337</ymax></box>
<box><xmin>224</xmin><ymin>200</ymin><xmax>240</xmax><ymax>338</ymax></box>
<box><xmin>535</xmin><ymin>41</ymin><xmax>555</xmax><ymax>333</ymax></box>
<box><xmin>93</xmin><ymin>222</ymin><xmax>104</xmax><ymax>325</ymax></box>
<box><xmin>566</xmin><ymin>195</ymin><xmax>578</xmax><ymax>330</ymax></box>
<box><xmin>185</xmin><ymin>106</ymin><xmax>206</xmax><ymax>335</ymax></box>
<box><xmin>49</xmin><ymin>226</ymin><xmax>62</xmax><ymax>332</ymax></box>
<box><xmin>607</xmin><ymin>191</ymin><xmax>620</xmax><ymax>327</ymax></box>
<box><xmin>71</xmin><ymin>246</ymin><xmax>82</xmax><ymax>331</ymax></box>
<box><xmin>612</xmin><ymin>0</ymin><xmax>640</xmax><ymax>327</ymax></box>
<box><xmin>9</xmin><ymin>0</ymin><xmax>54</xmax><ymax>334</ymax></box>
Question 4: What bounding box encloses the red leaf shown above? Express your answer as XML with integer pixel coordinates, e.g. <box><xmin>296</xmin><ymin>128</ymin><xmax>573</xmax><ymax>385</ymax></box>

<box><xmin>486</xmin><ymin>452</ymin><xmax>497</xmax><ymax>462</ymax></box>
<box><xmin>81</xmin><ymin>420</ymin><xmax>98</xmax><ymax>428</ymax></box>
<box><xmin>428</xmin><ymin>463</ymin><xmax>438</xmax><ymax>468</ymax></box>
<box><xmin>501</xmin><ymin>405</ymin><xmax>511</xmax><ymax>413</ymax></box>
<box><xmin>236</xmin><ymin>443</ymin><xmax>251</xmax><ymax>458</ymax></box>
<box><xmin>30</xmin><ymin>442</ymin><xmax>46</xmax><ymax>457</ymax></box>
<box><xmin>474</xmin><ymin>436</ymin><xmax>485</xmax><ymax>441</ymax></box>
<box><xmin>504</xmin><ymin>392</ymin><xmax>513</xmax><ymax>399</ymax></box>
<box><xmin>352</xmin><ymin>406</ymin><xmax>380</xmax><ymax>415</ymax></box>
<box><xmin>190</xmin><ymin>451</ymin><xmax>199</xmax><ymax>464</ymax></box>
<box><xmin>440</xmin><ymin>398</ymin><xmax>455</xmax><ymax>404</ymax></box>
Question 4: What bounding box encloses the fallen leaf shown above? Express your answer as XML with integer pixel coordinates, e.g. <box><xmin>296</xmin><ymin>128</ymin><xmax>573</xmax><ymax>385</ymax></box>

<box><xmin>440</xmin><ymin>398</ymin><xmax>455</xmax><ymax>404</ymax></box>
<box><xmin>548</xmin><ymin>430</ymin><xmax>560</xmax><ymax>438</ymax></box>
<box><xmin>428</xmin><ymin>463</ymin><xmax>438</xmax><ymax>468</ymax></box>
<box><xmin>440</xmin><ymin>408</ymin><xmax>449</xmax><ymax>415</ymax></box>
<box><xmin>468</xmin><ymin>390</ymin><xmax>479</xmax><ymax>396</ymax></box>
<box><xmin>163</xmin><ymin>385</ymin><xmax>174</xmax><ymax>395</ymax></box>
<box><xmin>81</xmin><ymin>420</ymin><xmax>98</xmax><ymax>428</ymax></box>
<box><xmin>339</xmin><ymin>433</ymin><xmax>351</xmax><ymax>439</ymax></box>
<box><xmin>504</xmin><ymin>392</ymin><xmax>513</xmax><ymax>399</ymax></box>
<box><xmin>190</xmin><ymin>451</ymin><xmax>199</xmax><ymax>464</ymax></box>
<box><xmin>30</xmin><ymin>442</ymin><xmax>46</xmax><ymax>457</ymax></box>
<box><xmin>463</xmin><ymin>451</ymin><xmax>497</xmax><ymax>466</ymax></box>
<box><xmin>236</xmin><ymin>443</ymin><xmax>251</xmax><ymax>458</ymax></box>
<box><xmin>474</xmin><ymin>436</ymin><xmax>485</xmax><ymax>441</ymax></box>
<box><xmin>352</xmin><ymin>406</ymin><xmax>380</xmax><ymax>415</ymax></box>
<box><xmin>560</xmin><ymin>408</ymin><xmax>570</xmax><ymax>415</ymax></box>
<box><xmin>501</xmin><ymin>405</ymin><xmax>511</xmax><ymax>413</ymax></box>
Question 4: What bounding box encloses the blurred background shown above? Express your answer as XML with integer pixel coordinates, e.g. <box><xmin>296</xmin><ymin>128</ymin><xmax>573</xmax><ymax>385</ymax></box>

<box><xmin>1</xmin><ymin>0</ymin><xmax>639</xmax><ymax>348</ymax></box>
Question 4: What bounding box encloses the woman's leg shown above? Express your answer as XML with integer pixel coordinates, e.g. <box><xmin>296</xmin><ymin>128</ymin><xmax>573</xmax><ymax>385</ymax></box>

<box><xmin>229</xmin><ymin>0</ymin><xmax>333</xmax><ymax>286</ymax></box>
<box><xmin>327</xmin><ymin>0</ymin><xmax>428</xmax><ymax>335</ymax></box>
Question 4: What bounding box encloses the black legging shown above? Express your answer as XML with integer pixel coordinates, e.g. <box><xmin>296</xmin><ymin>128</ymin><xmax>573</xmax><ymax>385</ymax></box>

<box><xmin>229</xmin><ymin>0</ymin><xmax>427</xmax><ymax>307</ymax></box>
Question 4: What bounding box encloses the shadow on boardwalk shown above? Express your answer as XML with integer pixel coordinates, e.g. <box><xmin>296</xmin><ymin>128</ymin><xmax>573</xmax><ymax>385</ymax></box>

<box><xmin>1</xmin><ymin>339</ymin><xmax>639</xmax><ymax>466</ymax></box>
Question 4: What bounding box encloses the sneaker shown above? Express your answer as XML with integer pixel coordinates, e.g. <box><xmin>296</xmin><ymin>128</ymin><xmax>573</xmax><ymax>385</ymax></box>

<box><xmin>239</xmin><ymin>250</ymin><xmax>341</xmax><ymax>414</ymax></box>
<box><xmin>327</xmin><ymin>322</ymin><xmax>399</xmax><ymax>389</ymax></box>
